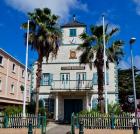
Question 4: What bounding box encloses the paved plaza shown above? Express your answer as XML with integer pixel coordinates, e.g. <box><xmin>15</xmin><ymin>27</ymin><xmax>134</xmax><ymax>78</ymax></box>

<box><xmin>46</xmin><ymin>122</ymin><xmax>70</xmax><ymax>134</ymax></box>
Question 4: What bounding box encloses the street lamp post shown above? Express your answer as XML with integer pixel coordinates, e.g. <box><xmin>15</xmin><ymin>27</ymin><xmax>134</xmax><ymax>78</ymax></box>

<box><xmin>129</xmin><ymin>37</ymin><xmax>137</xmax><ymax>119</ymax></box>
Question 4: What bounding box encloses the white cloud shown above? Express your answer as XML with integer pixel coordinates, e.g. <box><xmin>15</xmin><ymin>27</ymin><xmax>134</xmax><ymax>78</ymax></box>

<box><xmin>119</xmin><ymin>55</ymin><xmax>140</xmax><ymax>69</ymax></box>
<box><xmin>133</xmin><ymin>0</ymin><xmax>140</xmax><ymax>15</ymax></box>
<box><xmin>119</xmin><ymin>60</ymin><xmax>130</xmax><ymax>69</ymax></box>
<box><xmin>134</xmin><ymin>55</ymin><xmax>140</xmax><ymax>69</ymax></box>
<box><xmin>5</xmin><ymin>0</ymin><xmax>88</xmax><ymax>21</ymax></box>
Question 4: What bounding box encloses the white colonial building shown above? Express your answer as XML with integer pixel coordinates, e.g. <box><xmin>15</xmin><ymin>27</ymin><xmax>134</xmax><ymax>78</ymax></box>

<box><xmin>32</xmin><ymin>16</ymin><xmax>118</xmax><ymax>121</ymax></box>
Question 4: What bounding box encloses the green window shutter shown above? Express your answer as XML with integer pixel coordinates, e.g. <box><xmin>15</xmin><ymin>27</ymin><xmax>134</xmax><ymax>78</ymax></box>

<box><xmin>92</xmin><ymin>98</ymin><xmax>98</xmax><ymax>109</ymax></box>
<box><xmin>92</xmin><ymin>72</ymin><xmax>109</xmax><ymax>85</ymax></box>
<box><xmin>40</xmin><ymin>74</ymin><xmax>43</xmax><ymax>85</ymax></box>
<box><xmin>82</xmin><ymin>73</ymin><xmax>86</xmax><ymax>80</ymax></box>
<box><xmin>92</xmin><ymin>73</ymin><xmax>98</xmax><ymax>85</ymax></box>
<box><xmin>42</xmin><ymin>73</ymin><xmax>47</xmax><ymax>85</ymax></box>
<box><xmin>70</xmin><ymin>29</ymin><xmax>76</xmax><ymax>37</ymax></box>
<box><xmin>48</xmin><ymin>74</ymin><xmax>51</xmax><ymax>85</ymax></box>
<box><xmin>49</xmin><ymin>74</ymin><xmax>53</xmax><ymax>85</ymax></box>
<box><xmin>61</xmin><ymin>74</ymin><xmax>65</xmax><ymax>81</ymax></box>
<box><xmin>42</xmin><ymin>73</ymin><xmax>53</xmax><ymax>86</ymax></box>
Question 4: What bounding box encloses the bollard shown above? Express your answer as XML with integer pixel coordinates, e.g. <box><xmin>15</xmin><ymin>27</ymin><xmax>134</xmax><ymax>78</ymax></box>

<box><xmin>110</xmin><ymin>113</ymin><xmax>115</xmax><ymax>129</ymax></box>
<box><xmin>28</xmin><ymin>120</ymin><xmax>33</xmax><ymax>134</ymax></box>
<box><xmin>71</xmin><ymin>113</ymin><xmax>75</xmax><ymax>134</ymax></box>
<box><xmin>37</xmin><ymin>114</ymin><xmax>41</xmax><ymax>128</ymax></box>
<box><xmin>76</xmin><ymin>113</ymin><xmax>79</xmax><ymax>129</ymax></box>
<box><xmin>4</xmin><ymin>114</ymin><xmax>8</xmax><ymax>128</ymax></box>
<box><xmin>133</xmin><ymin>123</ymin><xmax>138</xmax><ymax>134</ymax></box>
<box><xmin>42</xmin><ymin>112</ymin><xmax>47</xmax><ymax>134</ymax></box>
<box><xmin>41</xmin><ymin>115</ymin><xmax>47</xmax><ymax>134</ymax></box>
<box><xmin>79</xmin><ymin>120</ymin><xmax>84</xmax><ymax>134</ymax></box>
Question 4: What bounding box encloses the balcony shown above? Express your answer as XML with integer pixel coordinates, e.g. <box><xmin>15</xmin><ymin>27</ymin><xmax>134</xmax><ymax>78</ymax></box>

<box><xmin>51</xmin><ymin>80</ymin><xmax>93</xmax><ymax>91</ymax></box>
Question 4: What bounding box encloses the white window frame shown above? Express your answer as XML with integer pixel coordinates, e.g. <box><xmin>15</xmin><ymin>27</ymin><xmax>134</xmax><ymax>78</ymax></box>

<box><xmin>22</xmin><ymin>70</ymin><xmax>24</xmax><ymax>78</ymax></box>
<box><xmin>28</xmin><ymin>73</ymin><xmax>30</xmax><ymax>80</ymax></box>
<box><xmin>12</xmin><ymin>63</ymin><xmax>16</xmax><ymax>73</ymax></box>
<box><xmin>11</xmin><ymin>84</ymin><xmax>15</xmax><ymax>94</ymax></box>
<box><xmin>0</xmin><ymin>55</ymin><xmax>4</xmax><ymax>66</ymax></box>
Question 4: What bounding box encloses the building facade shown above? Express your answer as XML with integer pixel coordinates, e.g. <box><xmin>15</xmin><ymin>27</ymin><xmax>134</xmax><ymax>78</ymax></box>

<box><xmin>32</xmin><ymin>17</ymin><xmax>118</xmax><ymax>121</ymax></box>
<box><xmin>0</xmin><ymin>48</ymin><xmax>31</xmax><ymax>110</ymax></box>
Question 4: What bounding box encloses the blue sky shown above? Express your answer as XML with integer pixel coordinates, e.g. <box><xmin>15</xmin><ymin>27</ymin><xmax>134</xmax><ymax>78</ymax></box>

<box><xmin>0</xmin><ymin>0</ymin><xmax>140</xmax><ymax>69</ymax></box>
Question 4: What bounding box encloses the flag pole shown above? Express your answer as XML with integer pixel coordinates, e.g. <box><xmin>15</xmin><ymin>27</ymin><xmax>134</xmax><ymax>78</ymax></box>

<box><xmin>23</xmin><ymin>20</ymin><xmax>29</xmax><ymax>117</ymax></box>
<box><xmin>102</xmin><ymin>15</ymin><xmax>108</xmax><ymax>114</ymax></box>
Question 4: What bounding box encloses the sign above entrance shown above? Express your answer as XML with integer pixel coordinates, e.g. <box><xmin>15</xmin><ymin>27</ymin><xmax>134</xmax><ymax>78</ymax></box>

<box><xmin>61</xmin><ymin>66</ymin><xmax>85</xmax><ymax>70</ymax></box>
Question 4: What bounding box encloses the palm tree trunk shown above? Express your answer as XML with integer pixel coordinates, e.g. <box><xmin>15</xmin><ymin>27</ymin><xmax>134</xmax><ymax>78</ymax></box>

<box><xmin>35</xmin><ymin>55</ymin><xmax>43</xmax><ymax>115</ymax></box>
<box><xmin>97</xmin><ymin>64</ymin><xmax>104</xmax><ymax>113</ymax></box>
<box><xmin>97</xmin><ymin>48</ymin><xmax>104</xmax><ymax>113</ymax></box>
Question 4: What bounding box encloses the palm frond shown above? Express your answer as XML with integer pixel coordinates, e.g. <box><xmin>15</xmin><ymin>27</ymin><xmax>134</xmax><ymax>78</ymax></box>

<box><xmin>22</xmin><ymin>7</ymin><xmax>61</xmax><ymax>62</ymax></box>
<box><xmin>105</xmin><ymin>24</ymin><xmax>109</xmax><ymax>33</ymax></box>
<box><xmin>80</xmin><ymin>32</ymin><xmax>89</xmax><ymax>40</ymax></box>
<box><xmin>109</xmin><ymin>27</ymin><xmax>119</xmax><ymax>37</ymax></box>
<box><xmin>43</xmin><ymin>8</ymin><xmax>51</xmax><ymax>15</ymax></box>
<box><xmin>93</xmin><ymin>25</ymin><xmax>103</xmax><ymax>38</ymax></box>
<box><xmin>107</xmin><ymin>40</ymin><xmax>124</xmax><ymax>64</ymax></box>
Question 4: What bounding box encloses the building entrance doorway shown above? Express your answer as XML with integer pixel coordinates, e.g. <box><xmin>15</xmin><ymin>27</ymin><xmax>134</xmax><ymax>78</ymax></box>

<box><xmin>64</xmin><ymin>99</ymin><xmax>83</xmax><ymax>122</ymax></box>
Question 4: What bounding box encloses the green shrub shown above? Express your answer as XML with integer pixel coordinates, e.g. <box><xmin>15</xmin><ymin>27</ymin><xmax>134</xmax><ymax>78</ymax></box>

<box><xmin>79</xmin><ymin>103</ymin><xmax>122</xmax><ymax>116</ymax></box>
<box><xmin>79</xmin><ymin>109</ymin><xmax>100</xmax><ymax>115</ymax></box>
<box><xmin>4</xmin><ymin>105</ymin><xmax>22</xmax><ymax>115</ymax></box>
<box><xmin>39</xmin><ymin>107</ymin><xmax>46</xmax><ymax>116</ymax></box>
<box><xmin>27</xmin><ymin>99</ymin><xmax>47</xmax><ymax>116</ymax></box>
<box><xmin>39</xmin><ymin>99</ymin><xmax>46</xmax><ymax>115</ymax></box>
<box><xmin>79</xmin><ymin>109</ymin><xmax>89</xmax><ymax>115</ymax></box>
<box><xmin>108</xmin><ymin>103</ymin><xmax>122</xmax><ymax>115</ymax></box>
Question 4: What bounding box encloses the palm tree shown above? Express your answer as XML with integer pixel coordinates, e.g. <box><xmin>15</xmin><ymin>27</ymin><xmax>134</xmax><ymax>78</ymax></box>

<box><xmin>22</xmin><ymin>8</ymin><xmax>61</xmax><ymax>115</ymax></box>
<box><xmin>78</xmin><ymin>25</ymin><xmax>124</xmax><ymax>113</ymax></box>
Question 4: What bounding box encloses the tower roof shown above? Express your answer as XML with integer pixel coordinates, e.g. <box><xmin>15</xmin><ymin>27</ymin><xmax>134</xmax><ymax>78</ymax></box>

<box><xmin>61</xmin><ymin>15</ymin><xmax>86</xmax><ymax>28</ymax></box>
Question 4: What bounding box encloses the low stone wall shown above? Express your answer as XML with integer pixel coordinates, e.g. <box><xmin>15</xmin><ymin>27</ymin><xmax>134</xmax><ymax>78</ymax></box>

<box><xmin>75</xmin><ymin>129</ymin><xmax>139</xmax><ymax>134</ymax></box>
<box><xmin>0</xmin><ymin>128</ymin><xmax>41</xmax><ymax>134</ymax></box>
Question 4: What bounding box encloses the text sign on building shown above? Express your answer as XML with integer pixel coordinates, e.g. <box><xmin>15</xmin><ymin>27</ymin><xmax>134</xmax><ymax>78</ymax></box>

<box><xmin>61</xmin><ymin>66</ymin><xmax>85</xmax><ymax>70</ymax></box>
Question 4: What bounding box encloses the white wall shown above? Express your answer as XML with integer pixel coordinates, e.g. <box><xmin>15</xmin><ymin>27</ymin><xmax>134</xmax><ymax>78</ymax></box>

<box><xmin>62</xmin><ymin>27</ymin><xmax>85</xmax><ymax>45</ymax></box>
<box><xmin>33</xmin><ymin>62</ymin><xmax>117</xmax><ymax>93</ymax></box>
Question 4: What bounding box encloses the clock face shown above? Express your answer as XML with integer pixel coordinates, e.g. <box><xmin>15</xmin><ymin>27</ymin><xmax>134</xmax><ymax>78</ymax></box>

<box><xmin>69</xmin><ymin>37</ymin><xmax>76</xmax><ymax>44</ymax></box>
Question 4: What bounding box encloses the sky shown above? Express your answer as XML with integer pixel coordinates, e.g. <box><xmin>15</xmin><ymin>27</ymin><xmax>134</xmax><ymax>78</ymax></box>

<box><xmin>0</xmin><ymin>0</ymin><xmax>140</xmax><ymax>69</ymax></box>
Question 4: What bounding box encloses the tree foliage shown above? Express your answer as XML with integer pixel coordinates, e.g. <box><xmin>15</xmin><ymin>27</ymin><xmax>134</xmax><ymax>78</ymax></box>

<box><xmin>118</xmin><ymin>67</ymin><xmax>140</xmax><ymax>112</ymax></box>
<box><xmin>22</xmin><ymin>8</ymin><xmax>61</xmax><ymax>115</ymax></box>
<box><xmin>27</xmin><ymin>99</ymin><xmax>46</xmax><ymax>115</ymax></box>
<box><xmin>78</xmin><ymin>24</ymin><xmax>124</xmax><ymax>112</ymax></box>
<box><xmin>4</xmin><ymin>105</ymin><xmax>22</xmax><ymax>115</ymax></box>
<box><xmin>79</xmin><ymin>103</ymin><xmax>122</xmax><ymax>115</ymax></box>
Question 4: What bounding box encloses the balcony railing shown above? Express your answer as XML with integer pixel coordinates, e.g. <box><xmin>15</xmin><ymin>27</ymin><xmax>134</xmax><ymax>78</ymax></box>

<box><xmin>51</xmin><ymin>80</ymin><xmax>93</xmax><ymax>90</ymax></box>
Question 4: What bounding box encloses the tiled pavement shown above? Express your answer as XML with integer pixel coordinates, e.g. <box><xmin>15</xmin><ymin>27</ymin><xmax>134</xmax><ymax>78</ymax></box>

<box><xmin>0</xmin><ymin>128</ymin><xmax>41</xmax><ymax>134</ymax></box>
<box><xmin>0</xmin><ymin>122</ymin><xmax>70</xmax><ymax>134</ymax></box>
<box><xmin>46</xmin><ymin>122</ymin><xmax>70</xmax><ymax>134</ymax></box>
